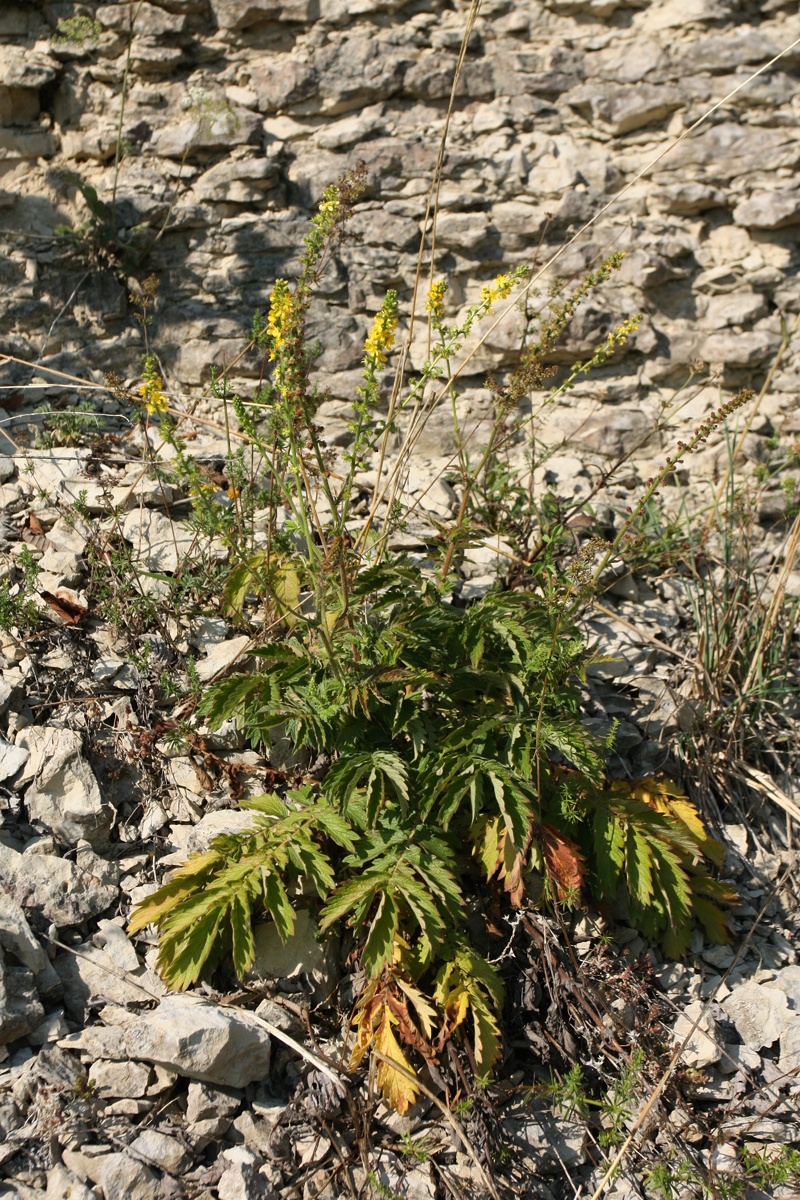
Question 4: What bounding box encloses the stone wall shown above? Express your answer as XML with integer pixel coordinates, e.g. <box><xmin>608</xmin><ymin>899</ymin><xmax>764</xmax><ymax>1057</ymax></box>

<box><xmin>1</xmin><ymin>0</ymin><xmax>799</xmax><ymax>466</ymax></box>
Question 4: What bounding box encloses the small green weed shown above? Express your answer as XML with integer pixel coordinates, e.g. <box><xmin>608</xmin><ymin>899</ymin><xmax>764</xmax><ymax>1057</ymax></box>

<box><xmin>35</xmin><ymin>402</ymin><xmax>101</xmax><ymax>449</ymax></box>
<box><xmin>0</xmin><ymin>548</ymin><xmax>43</xmax><ymax>634</ymax></box>
<box><xmin>52</xmin><ymin>16</ymin><xmax>102</xmax><ymax>46</ymax></box>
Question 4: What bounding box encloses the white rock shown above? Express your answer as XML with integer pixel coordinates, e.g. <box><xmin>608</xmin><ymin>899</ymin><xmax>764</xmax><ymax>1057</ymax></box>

<box><xmin>121</xmin><ymin>508</ymin><xmax>196</xmax><ymax>575</ymax></box>
<box><xmin>719</xmin><ymin>1042</ymin><xmax>761</xmax><ymax>1076</ymax></box>
<box><xmin>503</xmin><ymin>1112</ymin><xmax>586</xmax><ymax>1171</ymax></box>
<box><xmin>117</xmin><ymin>995</ymin><xmax>271</xmax><ymax>1087</ymax></box>
<box><xmin>778</xmin><ymin>1017</ymin><xmax>800</xmax><ymax>1077</ymax></box>
<box><xmin>0</xmin><ymin>736</ymin><xmax>29</xmax><ymax>782</ymax></box>
<box><xmin>0</xmin><ymin>843</ymin><xmax>118</xmax><ymax>927</ymax></box>
<box><xmin>128</xmin><ymin>1129</ymin><xmax>190</xmax><ymax>1174</ymax></box>
<box><xmin>217</xmin><ymin>1146</ymin><xmax>274</xmax><ymax>1200</ymax></box>
<box><xmin>195</xmin><ymin>634</ymin><xmax>251</xmax><ymax>682</ymax></box>
<box><xmin>459</xmin><ymin>576</ymin><xmax>496</xmax><ymax>601</ymax></box>
<box><xmin>54</xmin><ymin>943</ymin><xmax>165</xmax><ymax>1021</ymax></box>
<box><xmin>0</xmin><ymin>893</ymin><xmax>58</xmax><ymax>989</ymax></box>
<box><xmin>186</xmin><ymin>1078</ymin><xmax>242</xmax><ymax>1123</ymax></box>
<box><xmin>17</xmin><ymin>450</ymin><xmax>105</xmax><ymax>511</ymax></box>
<box><xmin>722</xmin><ymin>981</ymin><xmax>791</xmax><ymax>1049</ymax></box>
<box><xmin>90</xmin><ymin>1059</ymin><xmax>152</xmax><ymax>1100</ymax></box>
<box><xmin>188</xmin><ymin>615</ymin><xmax>231</xmax><ymax>648</ymax></box>
<box><xmin>773</xmin><ymin>965</ymin><xmax>800</xmax><ymax>1010</ymax></box>
<box><xmin>94</xmin><ymin>919</ymin><xmax>141</xmax><ymax>972</ymax></box>
<box><xmin>461</xmin><ymin>536</ymin><xmax>514</xmax><ymax>580</ymax></box>
<box><xmin>186</xmin><ymin>810</ymin><xmax>257</xmax><ymax>854</ymax></box>
<box><xmin>19</xmin><ymin>727</ymin><xmax>111</xmax><ymax>847</ymax></box>
<box><xmin>96</xmin><ymin>1152</ymin><xmax>160</xmax><ymax>1200</ymax></box>
<box><xmin>673</xmin><ymin>1000</ymin><xmax>721</xmax><ymax>1068</ymax></box>
<box><xmin>46</xmin><ymin>1163</ymin><xmax>97</xmax><ymax>1200</ymax></box>
<box><xmin>251</xmin><ymin>908</ymin><xmax>339</xmax><ymax>1001</ymax></box>
<box><xmin>58</xmin><ymin>1024</ymin><xmax>129</xmax><ymax>1061</ymax></box>
<box><xmin>29</xmin><ymin>1009</ymin><xmax>69</xmax><ymax>1045</ymax></box>
<box><xmin>92</xmin><ymin>657</ymin><xmax>139</xmax><ymax>689</ymax></box>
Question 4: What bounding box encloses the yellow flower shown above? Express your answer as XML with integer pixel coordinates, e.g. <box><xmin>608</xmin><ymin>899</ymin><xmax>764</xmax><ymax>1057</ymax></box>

<box><xmin>364</xmin><ymin>290</ymin><xmax>399</xmax><ymax>369</ymax></box>
<box><xmin>426</xmin><ymin>280</ymin><xmax>448</xmax><ymax>322</ymax></box>
<box><xmin>609</xmin><ymin>316</ymin><xmax>642</xmax><ymax>344</ymax></box>
<box><xmin>317</xmin><ymin>191</ymin><xmax>340</xmax><ymax>223</ymax></box>
<box><xmin>266</xmin><ymin>279</ymin><xmax>294</xmax><ymax>360</ymax></box>
<box><xmin>138</xmin><ymin>376</ymin><xmax>168</xmax><ymax>416</ymax></box>
<box><xmin>188</xmin><ymin>480</ymin><xmax>216</xmax><ymax>497</ymax></box>
<box><xmin>480</xmin><ymin>272</ymin><xmax>515</xmax><ymax>312</ymax></box>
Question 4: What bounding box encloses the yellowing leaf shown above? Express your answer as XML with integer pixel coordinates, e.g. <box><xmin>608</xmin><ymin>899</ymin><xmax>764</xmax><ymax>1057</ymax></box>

<box><xmin>349</xmin><ymin>980</ymin><xmax>380</xmax><ymax>1071</ymax></box>
<box><xmin>472</xmin><ymin>815</ymin><xmax>502</xmax><ymax>880</ymax></box>
<box><xmin>628</xmin><ymin>779</ymin><xmax>725</xmax><ymax>866</ymax></box>
<box><xmin>692</xmin><ymin>895</ymin><xmax>733</xmax><ymax>945</ymax></box>
<box><xmin>374</xmin><ymin>1007</ymin><xmax>420</xmax><ymax>1115</ymax></box>
<box><xmin>443</xmin><ymin>985</ymin><xmax>470</xmax><ymax>1033</ymax></box>
<box><xmin>395</xmin><ymin>978</ymin><xmax>438</xmax><ymax>1042</ymax></box>
<box><xmin>470</xmin><ymin>991</ymin><xmax>501</xmax><ymax>1077</ymax></box>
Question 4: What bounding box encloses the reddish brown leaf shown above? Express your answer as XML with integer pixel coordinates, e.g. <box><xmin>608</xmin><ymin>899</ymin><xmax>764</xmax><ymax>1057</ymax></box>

<box><xmin>504</xmin><ymin>847</ymin><xmax>526</xmax><ymax>908</ymax></box>
<box><xmin>21</xmin><ymin>512</ymin><xmax>48</xmax><ymax>549</ymax></box>
<box><xmin>540</xmin><ymin>823</ymin><xmax>587</xmax><ymax>901</ymax></box>
<box><xmin>386</xmin><ymin>991</ymin><xmax>431</xmax><ymax>1055</ymax></box>
<box><xmin>39</xmin><ymin>589</ymin><xmax>88</xmax><ymax>624</ymax></box>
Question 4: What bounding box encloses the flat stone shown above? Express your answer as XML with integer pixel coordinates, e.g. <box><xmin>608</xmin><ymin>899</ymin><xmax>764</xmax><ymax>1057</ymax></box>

<box><xmin>54</xmin><ymin>943</ymin><xmax>165</xmax><ymax>1021</ymax></box>
<box><xmin>58</xmin><ymin>1024</ymin><xmax>129</xmax><ymax>1061</ymax></box>
<box><xmin>94</xmin><ymin>920</ymin><xmax>141</xmax><ymax>973</ymax></box>
<box><xmin>0</xmin><ymin>843</ymin><xmax>118</xmax><ymax>927</ymax></box>
<box><xmin>19</xmin><ymin>727</ymin><xmax>111</xmax><ymax>848</ymax></box>
<box><xmin>121</xmin><ymin>509</ymin><xmax>196</xmax><ymax>576</ymax></box>
<box><xmin>673</xmin><ymin>1000</ymin><xmax>722</xmax><ymax>1068</ymax></box>
<box><xmin>185</xmin><ymin>810</ymin><xmax>257</xmax><ymax>855</ymax></box>
<box><xmin>217</xmin><ymin>1146</ymin><xmax>274</xmax><ymax>1200</ymax></box>
<box><xmin>153</xmin><ymin>105</ymin><xmax>261</xmax><ymax>158</ymax></box>
<box><xmin>45</xmin><ymin>1163</ymin><xmax>97</xmax><ymax>1200</ymax></box>
<box><xmin>17</xmin><ymin>450</ymin><xmax>106</xmax><ymax>512</ymax></box>
<box><xmin>778</xmin><ymin>1017</ymin><xmax>800</xmax><ymax>1076</ymax></box>
<box><xmin>210</xmin><ymin>0</ymin><xmax>316</xmax><ymax>29</ymax></box>
<box><xmin>0</xmin><ymin>892</ymin><xmax>55</xmax><ymax>982</ymax></box>
<box><xmin>0</xmin><ymin>956</ymin><xmax>45</xmax><ymax>1043</ymax></box>
<box><xmin>773</xmin><ymin>965</ymin><xmax>800</xmax><ymax>1010</ymax></box>
<box><xmin>95</xmin><ymin>1152</ymin><xmax>160</xmax><ymax>1200</ymax></box>
<box><xmin>722</xmin><ymin>981</ymin><xmax>791</xmax><ymax>1049</ymax></box>
<box><xmin>29</xmin><ymin>1010</ymin><xmax>70</xmax><ymax>1045</ymax></box>
<box><xmin>127</xmin><ymin>1129</ymin><xmax>190</xmax><ymax>1174</ymax></box>
<box><xmin>111</xmin><ymin>995</ymin><xmax>271</xmax><ymax>1087</ymax></box>
<box><xmin>251</xmin><ymin>908</ymin><xmax>339</xmax><ymax>1002</ymax></box>
<box><xmin>735</xmin><ymin>188</ymin><xmax>800</xmax><ymax>229</ymax></box>
<box><xmin>195</xmin><ymin>634</ymin><xmax>251</xmax><ymax>682</ymax></box>
<box><xmin>90</xmin><ymin>1059</ymin><xmax>153</xmax><ymax>1100</ymax></box>
<box><xmin>0</xmin><ymin>736</ymin><xmax>28</xmax><ymax>782</ymax></box>
<box><xmin>503</xmin><ymin>1111</ymin><xmax>586</xmax><ymax>1173</ymax></box>
<box><xmin>186</xmin><ymin>1079</ymin><xmax>243</xmax><ymax>1123</ymax></box>
<box><xmin>699</xmin><ymin>329</ymin><xmax>781</xmax><ymax>367</ymax></box>
<box><xmin>572</xmin><ymin>408</ymin><xmax>653</xmax><ymax>458</ymax></box>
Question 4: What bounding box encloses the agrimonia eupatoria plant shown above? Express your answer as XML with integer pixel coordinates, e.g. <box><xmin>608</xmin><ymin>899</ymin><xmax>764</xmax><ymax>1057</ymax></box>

<box><xmin>130</xmin><ymin>171</ymin><xmax>737</xmax><ymax>1112</ymax></box>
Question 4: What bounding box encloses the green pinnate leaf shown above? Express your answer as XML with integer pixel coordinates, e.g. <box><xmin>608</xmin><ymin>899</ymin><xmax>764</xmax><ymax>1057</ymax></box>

<box><xmin>362</xmin><ymin>892</ymin><xmax>399</xmax><ymax>976</ymax></box>
<box><xmin>261</xmin><ymin>871</ymin><xmax>295</xmax><ymax>943</ymax></box>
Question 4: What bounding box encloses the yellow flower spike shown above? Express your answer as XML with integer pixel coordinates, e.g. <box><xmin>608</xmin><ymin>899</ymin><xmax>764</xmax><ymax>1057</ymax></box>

<box><xmin>363</xmin><ymin>290</ymin><xmax>399</xmax><ymax>369</ymax></box>
<box><xmin>138</xmin><ymin>376</ymin><xmax>169</xmax><ymax>416</ymax></box>
<box><xmin>426</xmin><ymin>280</ymin><xmax>448</xmax><ymax>322</ymax></box>
<box><xmin>480</xmin><ymin>272</ymin><xmax>516</xmax><ymax>313</ymax></box>
<box><xmin>266</xmin><ymin>279</ymin><xmax>294</xmax><ymax>361</ymax></box>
